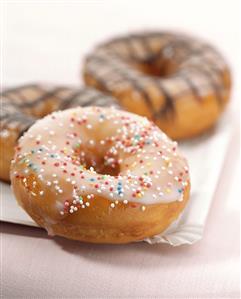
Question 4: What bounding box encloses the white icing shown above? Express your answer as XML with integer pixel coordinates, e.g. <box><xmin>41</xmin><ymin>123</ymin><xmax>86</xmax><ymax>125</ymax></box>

<box><xmin>11</xmin><ymin>107</ymin><xmax>190</xmax><ymax>213</ymax></box>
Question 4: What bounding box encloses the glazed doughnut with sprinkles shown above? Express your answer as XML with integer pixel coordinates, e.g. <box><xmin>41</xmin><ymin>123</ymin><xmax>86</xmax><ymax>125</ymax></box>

<box><xmin>11</xmin><ymin>106</ymin><xmax>190</xmax><ymax>243</ymax></box>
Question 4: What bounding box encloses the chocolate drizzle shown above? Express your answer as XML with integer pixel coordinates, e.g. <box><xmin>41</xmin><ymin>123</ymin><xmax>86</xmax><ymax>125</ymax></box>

<box><xmin>17</xmin><ymin>87</ymin><xmax>66</xmax><ymax>108</ymax></box>
<box><xmin>58</xmin><ymin>89</ymin><xmax>88</xmax><ymax>110</ymax></box>
<box><xmin>179</xmin><ymin>73</ymin><xmax>203</xmax><ymax>102</ymax></box>
<box><xmin>86</xmin><ymin>54</ymin><xmax>156</xmax><ymax>114</ymax></box>
<box><xmin>154</xmin><ymin>81</ymin><xmax>175</xmax><ymax>118</ymax></box>
<box><xmin>1</xmin><ymin>85</ymin><xmax>120</xmax><ymax>139</ymax></box>
<box><xmin>84</xmin><ymin>32</ymin><xmax>230</xmax><ymax>119</ymax></box>
<box><xmin>197</xmin><ymin>68</ymin><xmax>223</xmax><ymax>105</ymax></box>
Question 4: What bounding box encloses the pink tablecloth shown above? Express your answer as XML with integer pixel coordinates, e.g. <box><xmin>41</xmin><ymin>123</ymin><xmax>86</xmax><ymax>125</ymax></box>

<box><xmin>2</xmin><ymin>127</ymin><xmax>240</xmax><ymax>298</ymax></box>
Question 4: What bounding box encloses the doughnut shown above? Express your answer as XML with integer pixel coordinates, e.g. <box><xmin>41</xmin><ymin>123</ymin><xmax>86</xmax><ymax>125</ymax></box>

<box><xmin>10</xmin><ymin>106</ymin><xmax>190</xmax><ymax>244</ymax></box>
<box><xmin>0</xmin><ymin>84</ymin><xmax>120</xmax><ymax>182</ymax></box>
<box><xmin>83</xmin><ymin>31</ymin><xmax>232</xmax><ymax>139</ymax></box>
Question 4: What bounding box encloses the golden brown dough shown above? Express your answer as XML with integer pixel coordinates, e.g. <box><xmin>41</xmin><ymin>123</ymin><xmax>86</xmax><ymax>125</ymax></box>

<box><xmin>83</xmin><ymin>31</ymin><xmax>232</xmax><ymax>140</ymax></box>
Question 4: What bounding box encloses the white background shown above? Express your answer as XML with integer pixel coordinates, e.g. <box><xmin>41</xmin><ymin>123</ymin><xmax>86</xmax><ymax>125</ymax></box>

<box><xmin>2</xmin><ymin>0</ymin><xmax>241</xmax><ymax>97</ymax></box>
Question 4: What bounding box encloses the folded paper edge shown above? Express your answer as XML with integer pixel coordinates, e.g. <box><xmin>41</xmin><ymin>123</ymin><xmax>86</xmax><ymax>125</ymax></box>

<box><xmin>143</xmin><ymin>224</ymin><xmax>204</xmax><ymax>246</ymax></box>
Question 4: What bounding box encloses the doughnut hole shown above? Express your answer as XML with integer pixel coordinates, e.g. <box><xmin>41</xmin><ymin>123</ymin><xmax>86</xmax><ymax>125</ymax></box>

<box><xmin>71</xmin><ymin>143</ymin><xmax>121</xmax><ymax>177</ymax></box>
<box><xmin>130</xmin><ymin>53</ymin><xmax>179</xmax><ymax>78</ymax></box>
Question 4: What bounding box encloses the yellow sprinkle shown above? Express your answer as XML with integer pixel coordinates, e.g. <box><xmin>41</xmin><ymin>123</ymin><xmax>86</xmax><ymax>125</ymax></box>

<box><xmin>132</xmin><ymin>162</ymin><xmax>137</xmax><ymax>167</ymax></box>
<box><xmin>166</xmin><ymin>188</ymin><xmax>171</xmax><ymax>193</ymax></box>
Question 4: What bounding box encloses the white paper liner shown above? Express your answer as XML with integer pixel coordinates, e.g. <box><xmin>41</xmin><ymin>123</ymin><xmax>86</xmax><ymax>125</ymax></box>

<box><xmin>0</xmin><ymin>112</ymin><xmax>233</xmax><ymax>246</ymax></box>
<box><xmin>144</xmin><ymin>112</ymin><xmax>233</xmax><ymax>245</ymax></box>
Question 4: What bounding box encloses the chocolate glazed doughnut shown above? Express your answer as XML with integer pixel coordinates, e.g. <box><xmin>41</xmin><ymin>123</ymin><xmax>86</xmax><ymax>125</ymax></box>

<box><xmin>83</xmin><ymin>31</ymin><xmax>232</xmax><ymax>140</ymax></box>
<box><xmin>0</xmin><ymin>85</ymin><xmax>120</xmax><ymax>182</ymax></box>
